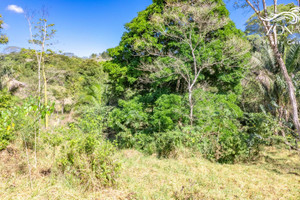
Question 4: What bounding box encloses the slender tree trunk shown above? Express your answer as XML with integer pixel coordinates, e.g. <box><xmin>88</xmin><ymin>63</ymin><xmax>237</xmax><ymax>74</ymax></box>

<box><xmin>268</xmin><ymin>28</ymin><xmax>300</xmax><ymax>138</ymax></box>
<box><xmin>188</xmin><ymin>87</ymin><xmax>193</xmax><ymax>126</ymax></box>
<box><xmin>272</xmin><ymin>46</ymin><xmax>300</xmax><ymax>139</ymax></box>
<box><xmin>42</xmin><ymin>63</ymin><xmax>48</xmax><ymax>129</ymax></box>
<box><xmin>267</xmin><ymin>2</ymin><xmax>300</xmax><ymax>140</ymax></box>
<box><xmin>245</xmin><ymin>0</ymin><xmax>300</xmax><ymax>140</ymax></box>
<box><xmin>176</xmin><ymin>79</ymin><xmax>180</xmax><ymax>93</ymax></box>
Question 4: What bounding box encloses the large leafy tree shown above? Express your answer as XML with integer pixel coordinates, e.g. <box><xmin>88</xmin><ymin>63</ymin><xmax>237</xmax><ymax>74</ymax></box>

<box><xmin>134</xmin><ymin>0</ymin><xmax>250</xmax><ymax>124</ymax></box>
<box><xmin>104</xmin><ymin>1</ymin><xmax>164</xmax><ymax>96</ymax></box>
<box><xmin>105</xmin><ymin>0</ymin><xmax>250</xmax><ymax>126</ymax></box>
<box><xmin>105</xmin><ymin>0</ymin><xmax>250</xmax><ymax>98</ymax></box>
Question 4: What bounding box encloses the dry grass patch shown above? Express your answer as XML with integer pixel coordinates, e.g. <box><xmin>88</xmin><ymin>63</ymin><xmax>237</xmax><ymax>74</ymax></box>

<box><xmin>117</xmin><ymin>147</ymin><xmax>300</xmax><ymax>200</ymax></box>
<box><xmin>0</xmin><ymin>146</ymin><xmax>299</xmax><ymax>199</ymax></box>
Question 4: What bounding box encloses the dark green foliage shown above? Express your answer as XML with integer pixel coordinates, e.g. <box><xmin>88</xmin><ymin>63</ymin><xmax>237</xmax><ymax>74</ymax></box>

<box><xmin>152</xmin><ymin>94</ymin><xmax>187</xmax><ymax>132</ymax></box>
<box><xmin>244</xmin><ymin>112</ymin><xmax>295</xmax><ymax>146</ymax></box>
<box><xmin>108</xmin><ymin>97</ymin><xmax>149</xmax><ymax>133</ymax></box>
<box><xmin>104</xmin><ymin>0</ymin><xmax>250</xmax><ymax>100</ymax></box>
<box><xmin>104</xmin><ymin>0</ymin><xmax>254</xmax><ymax>163</ymax></box>
<box><xmin>0</xmin><ymin>90</ymin><xmax>15</xmax><ymax>150</ymax></box>
<box><xmin>154</xmin><ymin>131</ymin><xmax>186</xmax><ymax>158</ymax></box>
<box><xmin>1</xmin><ymin>0</ymin><xmax>296</xmax><ymax>176</ymax></box>
<box><xmin>112</xmin><ymin>90</ymin><xmax>260</xmax><ymax>163</ymax></box>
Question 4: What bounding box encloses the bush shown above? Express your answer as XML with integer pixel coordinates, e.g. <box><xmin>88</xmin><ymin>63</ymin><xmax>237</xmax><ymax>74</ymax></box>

<box><xmin>0</xmin><ymin>90</ymin><xmax>15</xmax><ymax>150</ymax></box>
<box><xmin>108</xmin><ymin>96</ymin><xmax>149</xmax><ymax>133</ymax></box>
<box><xmin>113</xmin><ymin>90</ymin><xmax>263</xmax><ymax>163</ymax></box>
<box><xmin>152</xmin><ymin>94</ymin><xmax>188</xmax><ymax>132</ymax></box>
<box><xmin>116</xmin><ymin>131</ymin><xmax>156</xmax><ymax>155</ymax></box>
<box><xmin>56</xmin><ymin>129</ymin><xmax>121</xmax><ymax>189</ymax></box>
<box><xmin>244</xmin><ymin>112</ymin><xmax>289</xmax><ymax>146</ymax></box>
<box><xmin>76</xmin><ymin>107</ymin><xmax>105</xmax><ymax>135</ymax></box>
<box><xmin>0</xmin><ymin>110</ymin><xmax>15</xmax><ymax>150</ymax></box>
<box><xmin>154</xmin><ymin>131</ymin><xmax>186</xmax><ymax>158</ymax></box>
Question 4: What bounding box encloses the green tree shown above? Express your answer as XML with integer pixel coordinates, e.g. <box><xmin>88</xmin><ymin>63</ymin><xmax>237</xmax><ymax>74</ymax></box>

<box><xmin>79</xmin><ymin>84</ymin><xmax>103</xmax><ymax>108</ymax></box>
<box><xmin>103</xmin><ymin>1</ymin><xmax>164</xmax><ymax>96</ymax></box>
<box><xmin>135</xmin><ymin>0</ymin><xmax>250</xmax><ymax>125</ymax></box>
<box><xmin>244</xmin><ymin>35</ymin><xmax>300</xmax><ymax>140</ymax></box>
<box><xmin>235</xmin><ymin>0</ymin><xmax>300</xmax><ymax>139</ymax></box>
<box><xmin>25</xmin><ymin>9</ymin><xmax>56</xmax><ymax>129</ymax></box>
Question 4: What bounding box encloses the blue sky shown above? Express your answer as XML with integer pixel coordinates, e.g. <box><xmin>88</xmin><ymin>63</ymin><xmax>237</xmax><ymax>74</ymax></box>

<box><xmin>0</xmin><ymin>0</ymin><xmax>298</xmax><ymax>57</ymax></box>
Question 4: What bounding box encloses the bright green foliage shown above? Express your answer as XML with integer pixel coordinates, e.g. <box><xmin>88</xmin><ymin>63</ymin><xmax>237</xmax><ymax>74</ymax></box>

<box><xmin>0</xmin><ymin>50</ymin><xmax>108</xmax><ymax>113</ymax></box>
<box><xmin>193</xmin><ymin>90</ymin><xmax>243</xmax><ymax>126</ymax></box>
<box><xmin>105</xmin><ymin>0</ymin><xmax>250</xmax><ymax>98</ymax></box>
<box><xmin>0</xmin><ymin>115</ymin><xmax>14</xmax><ymax>150</ymax></box>
<box><xmin>0</xmin><ymin>93</ymin><xmax>54</xmax><ymax>151</ymax></box>
<box><xmin>104</xmin><ymin>2</ymin><xmax>164</xmax><ymax>95</ymax></box>
<box><xmin>14</xmin><ymin>97</ymin><xmax>54</xmax><ymax>149</ymax></box>
<box><xmin>0</xmin><ymin>89</ymin><xmax>14</xmax><ymax>110</ymax></box>
<box><xmin>79</xmin><ymin>84</ymin><xmax>103</xmax><ymax>108</ymax></box>
<box><xmin>152</xmin><ymin>94</ymin><xmax>187</xmax><ymax>132</ymax></box>
<box><xmin>76</xmin><ymin>107</ymin><xmax>105</xmax><ymax>135</ymax></box>
<box><xmin>109</xmin><ymin>97</ymin><xmax>149</xmax><ymax>133</ymax></box>
<box><xmin>0</xmin><ymin>100</ymin><xmax>14</xmax><ymax>150</ymax></box>
<box><xmin>112</xmin><ymin>89</ymin><xmax>259</xmax><ymax>163</ymax></box>
<box><xmin>0</xmin><ymin>90</ymin><xmax>15</xmax><ymax>150</ymax></box>
<box><xmin>190</xmin><ymin>90</ymin><xmax>257</xmax><ymax>163</ymax></box>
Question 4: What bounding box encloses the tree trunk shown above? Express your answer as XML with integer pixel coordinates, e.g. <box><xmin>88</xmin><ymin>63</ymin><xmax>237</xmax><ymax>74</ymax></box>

<box><xmin>188</xmin><ymin>87</ymin><xmax>193</xmax><ymax>126</ymax></box>
<box><xmin>271</xmin><ymin>43</ymin><xmax>300</xmax><ymax>139</ymax></box>
<box><xmin>176</xmin><ymin>79</ymin><xmax>180</xmax><ymax>93</ymax></box>
<box><xmin>42</xmin><ymin>64</ymin><xmax>48</xmax><ymax>129</ymax></box>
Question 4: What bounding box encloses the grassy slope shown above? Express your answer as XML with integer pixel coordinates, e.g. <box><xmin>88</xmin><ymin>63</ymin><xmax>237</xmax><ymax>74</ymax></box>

<box><xmin>0</xmin><ymin>147</ymin><xmax>299</xmax><ymax>200</ymax></box>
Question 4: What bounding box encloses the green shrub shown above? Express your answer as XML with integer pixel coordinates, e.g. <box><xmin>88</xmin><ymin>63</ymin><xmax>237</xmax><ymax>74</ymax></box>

<box><xmin>116</xmin><ymin>131</ymin><xmax>156</xmax><ymax>155</ymax></box>
<box><xmin>113</xmin><ymin>90</ymin><xmax>263</xmax><ymax>163</ymax></box>
<box><xmin>0</xmin><ymin>110</ymin><xmax>15</xmax><ymax>150</ymax></box>
<box><xmin>154</xmin><ymin>131</ymin><xmax>186</xmax><ymax>158</ymax></box>
<box><xmin>57</xmin><ymin>130</ymin><xmax>121</xmax><ymax>189</ymax></box>
<box><xmin>244</xmin><ymin>112</ymin><xmax>288</xmax><ymax>146</ymax></box>
<box><xmin>76</xmin><ymin>107</ymin><xmax>105</xmax><ymax>135</ymax></box>
<box><xmin>0</xmin><ymin>89</ymin><xmax>14</xmax><ymax>110</ymax></box>
<box><xmin>152</xmin><ymin>94</ymin><xmax>188</xmax><ymax>132</ymax></box>
<box><xmin>108</xmin><ymin>96</ymin><xmax>149</xmax><ymax>133</ymax></box>
<box><xmin>0</xmin><ymin>90</ymin><xmax>15</xmax><ymax>150</ymax></box>
<box><xmin>11</xmin><ymin>97</ymin><xmax>53</xmax><ymax>149</ymax></box>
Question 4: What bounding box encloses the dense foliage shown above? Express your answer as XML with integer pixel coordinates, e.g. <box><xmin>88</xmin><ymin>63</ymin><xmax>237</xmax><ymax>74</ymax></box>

<box><xmin>0</xmin><ymin>1</ymin><xmax>300</xmax><ymax>194</ymax></box>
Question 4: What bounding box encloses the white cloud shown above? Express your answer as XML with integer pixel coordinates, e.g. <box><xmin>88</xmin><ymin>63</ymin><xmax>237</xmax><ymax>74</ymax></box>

<box><xmin>7</xmin><ymin>5</ymin><xmax>24</xmax><ymax>14</ymax></box>
<box><xmin>2</xmin><ymin>23</ymin><xmax>10</xmax><ymax>30</ymax></box>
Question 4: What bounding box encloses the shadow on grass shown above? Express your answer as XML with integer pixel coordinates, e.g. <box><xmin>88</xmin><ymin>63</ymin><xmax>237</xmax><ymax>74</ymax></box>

<box><xmin>257</xmin><ymin>149</ymin><xmax>300</xmax><ymax>176</ymax></box>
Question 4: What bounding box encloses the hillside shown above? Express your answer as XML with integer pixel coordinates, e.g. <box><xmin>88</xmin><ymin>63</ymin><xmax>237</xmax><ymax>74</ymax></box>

<box><xmin>1</xmin><ymin>0</ymin><xmax>300</xmax><ymax>199</ymax></box>
<box><xmin>0</xmin><ymin>146</ymin><xmax>299</xmax><ymax>199</ymax></box>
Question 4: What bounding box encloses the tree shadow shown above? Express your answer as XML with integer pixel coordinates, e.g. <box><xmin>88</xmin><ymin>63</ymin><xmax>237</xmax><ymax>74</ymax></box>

<box><xmin>258</xmin><ymin>151</ymin><xmax>300</xmax><ymax>176</ymax></box>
